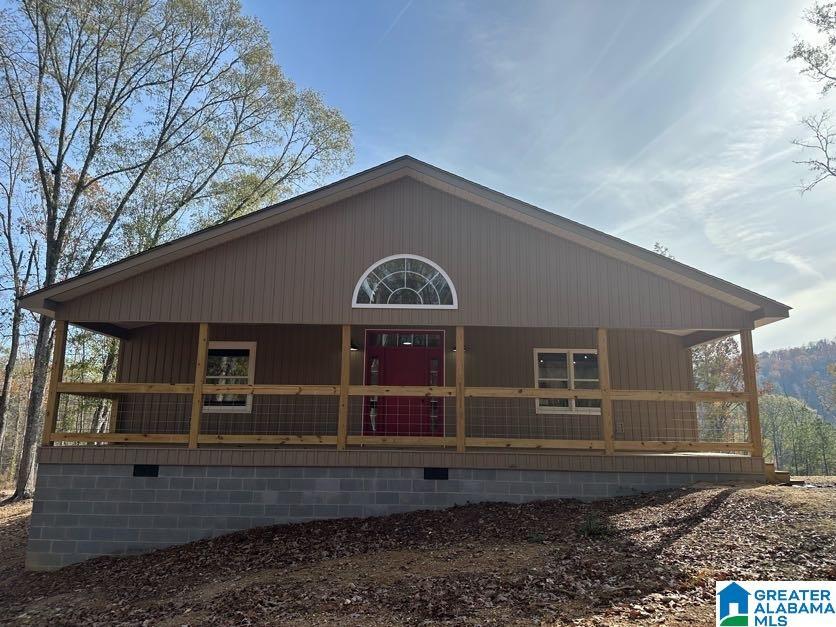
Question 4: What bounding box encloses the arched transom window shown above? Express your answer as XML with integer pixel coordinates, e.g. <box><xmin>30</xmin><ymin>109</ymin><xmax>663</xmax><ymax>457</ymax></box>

<box><xmin>352</xmin><ymin>254</ymin><xmax>458</xmax><ymax>309</ymax></box>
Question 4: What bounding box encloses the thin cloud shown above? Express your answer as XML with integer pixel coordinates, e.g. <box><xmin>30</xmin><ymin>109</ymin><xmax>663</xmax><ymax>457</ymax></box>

<box><xmin>380</xmin><ymin>0</ymin><xmax>413</xmax><ymax>41</ymax></box>
<box><xmin>406</xmin><ymin>1</ymin><xmax>830</xmax><ymax>349</ymax></box>
<box><xmin>553</xmin><ymin>0</ymin><xmax>723</xmax><ymax>155</ymax></box>
<box><xmin>753</xmin><ymin>280</ymin><xmax>836</xmax><ymax>352</ymax></box>
<box><xmin>519</xmin><ymin>3</ymin><xmax>636</xmax><ymax>161</ymax></box>
<box><xmin>569</xmin><ymin>103</ymin><xmax>701</xmax><ymax>212</ymax></box>
<box><xmin>769</xmin><ymin>251</ymin><xmax>823</xmax><ymax>278</ymax></box>
<box><xmin>596</xmin><ymin>45</ymin><xmax>826</xmax><ymax>287</ymax></box>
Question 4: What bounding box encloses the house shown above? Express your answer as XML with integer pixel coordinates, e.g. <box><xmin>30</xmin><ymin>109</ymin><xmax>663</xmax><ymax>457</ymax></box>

<box><xmin>21</xmin><ymin>156</ymin><xmax>790</xmax><ymax>570</ymax></box>
<box><xmin>717</xmin><ymin>581</ymin><xmax>750</xmax><ymax>624</ymax></box>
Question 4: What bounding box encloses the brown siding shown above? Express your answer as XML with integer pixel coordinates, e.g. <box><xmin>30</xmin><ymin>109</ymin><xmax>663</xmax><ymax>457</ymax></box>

<box><xmin>61</xmin><ymin>178</ymin><xmax>750</xmax><ymax>330</ymax></box>
<box><xmin>116</xmin><ymin>324</ymin><xmax>340</xmax><ymax>436</ymax></box>
<box><xmin>609</xmin><ymin>330</ymin><xmax>697</xmax><ymax>441</ymax></box>
<box><xmin>114</xmin><ymin>324</ymin><xmax>695</xmax><ymax>441</ymax></box>
<box><xmin>463</xmin><ymin>327</ymin><xmax>694</xmax><ymax>441</ymax></box>
<box><xmin>115</xmin><ymin>324</ymin><xmax>197</xmax><ymax>434</ymax></box>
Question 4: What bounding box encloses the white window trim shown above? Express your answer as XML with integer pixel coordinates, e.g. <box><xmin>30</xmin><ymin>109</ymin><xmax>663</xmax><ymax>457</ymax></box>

<box><xmin>533</xmin><ymin>348</ymin><xmax>601</xmax><ymax>415</ymax></box>
<box><xmin>203</xmin><ymin>341</ymin><xmax>257</xmax><ymax>414</ymax></box>
<box><xmin>351</xmin><ymin>253</ymin><xmax>458</xmax><ymax>309</ymax></box>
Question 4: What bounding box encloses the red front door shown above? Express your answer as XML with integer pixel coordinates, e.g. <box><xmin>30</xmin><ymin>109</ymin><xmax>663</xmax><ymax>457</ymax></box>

<box><xmin>363</xmin><ymin>330</ymin><xmax>445</xmax><ymax>436</ymax></box>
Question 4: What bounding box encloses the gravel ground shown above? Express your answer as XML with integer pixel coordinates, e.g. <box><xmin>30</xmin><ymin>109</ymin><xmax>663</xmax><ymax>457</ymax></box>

<box><xmin>0</xmin><ymin>478</ymin><xmax>834</xmax><ymax>626</ymax></box>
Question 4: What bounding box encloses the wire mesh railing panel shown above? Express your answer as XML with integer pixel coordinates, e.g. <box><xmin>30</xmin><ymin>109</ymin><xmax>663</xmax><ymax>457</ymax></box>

<box><xmin>199</xmin><ymin>394</ymin><xmax>338</xmax><ymax>436</ymax></box>
<box><xmin>54</xmin><ymin>392</ymin><xmax>192</xmax><ymax>445</ymax></box>
<box><xmin>696</xmin><ymin>402</ymin><xmax>749</xmax><ymax>443</ymax></box>
<box><xmin>55</xmin><ymin>394</ymin><xmax>117</xmax><ymax>436</ymax></box>
<box><xmin>50</xmin><ymin>384</ymin><xmax>753</xmax><ymax>453</ymax></box>
<box><xmin>110</xmin><ymin>394</ymin><xmax>192</xmax><ymax>435</ymax></box>
<box><xmin>347</xmin><ymin>396</ymin><xmax>456</xmax><ymax>438</ymax></box>
<box><xmin>614</xmin><ymin>400</ymin><xmax>749</xmax><ymax>443</ymax></box>
<box><xmin>465</xmin><ymin>397</ymin><xmax>603</xmax><ymax>441</ymax></box>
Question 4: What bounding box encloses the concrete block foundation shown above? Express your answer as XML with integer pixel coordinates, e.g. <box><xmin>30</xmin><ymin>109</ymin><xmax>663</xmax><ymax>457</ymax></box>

<box><xmin>26</xmin><ymin>463</ymin><xmax>763</xmax><ymax>570</ymax></box>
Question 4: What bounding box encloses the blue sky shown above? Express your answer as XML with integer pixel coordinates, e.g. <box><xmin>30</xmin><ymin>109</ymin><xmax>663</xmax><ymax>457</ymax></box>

<box><xmin>247</xmin><ymin>0</ymin><xmax>835</xmax><ymax>352</ymax></box>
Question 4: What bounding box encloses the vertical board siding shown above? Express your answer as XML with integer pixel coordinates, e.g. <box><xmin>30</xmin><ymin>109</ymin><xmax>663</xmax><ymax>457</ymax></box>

<box><xmin>59</xmin><ymin>178</ymin><xmax>751</xmax><ymax>330</ymax></box>
<box><xmin>116</xmin><ymin>324</ymin><xmax>340</xmax><ymax>436</ymax></box>
<box><xmin>464</xmin><ymin>327</ymin><xmax>694</xmax><ymax>441</ymax></box>
<box><xmin>608</xmin><ymin>330</ymin><xmax>696</xmax><ymax>441</ymax></box>
<box><xmin>115</xmin><ymin>324</ymin><xmax>694</xmax><ymax>442</ymax></box>
<box><xmin>116</xmin><ymin>324</ymin><xmax>197</xmax><ymax>434</ymax></box>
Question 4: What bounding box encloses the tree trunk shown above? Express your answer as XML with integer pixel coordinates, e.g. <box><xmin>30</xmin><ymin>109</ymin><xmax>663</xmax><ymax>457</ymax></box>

<box><xmin>11</xmin><ymin>194</ymin><xmax>60</xmax><ymax>500</ymax></box>
<box><xmin>774</xmin><ymin>426</ymin><xmax>783</xmax><ymax>468</ymax></box>
<box><xmin>5</xmin><ymin>395</ymin><xmax>26</xmax><ymax>481</ymax></box>
<box><xmin>90</xmin><ymin>340</ymin><xmax>117</xmax><ymax>434</ymax></box>
<box><xmin>0</xmin><ymin>297</ymin><xmax>23</xmax><ymax>459</ymax></box>
<box><xmin>815</xmin><ymin>423</ymin><xmax>830</xmax><ymax>476</ymax></box>
<box><xmin>11</xmin><ymin>316</ymin><xmax>53</xmax><ymax>499</ymax></box>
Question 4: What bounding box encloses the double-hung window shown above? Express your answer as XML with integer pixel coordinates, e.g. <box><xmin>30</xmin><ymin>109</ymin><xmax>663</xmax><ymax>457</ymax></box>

<box><xmin>534</xmin><ymin>348</ymin><xmax>601</xmax><ymax>414</ymax></box>
<box><xmin>203</xmin><ymin>341</ymin><xmax>256</xmax><ymax>413</ymax></box>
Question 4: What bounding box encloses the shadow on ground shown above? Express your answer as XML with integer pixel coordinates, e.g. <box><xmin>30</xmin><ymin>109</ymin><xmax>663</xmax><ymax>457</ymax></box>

<box><xmin>0</xmin><ymin>482</ymin><xmax>834</xmax><ymax>625</ymax></box>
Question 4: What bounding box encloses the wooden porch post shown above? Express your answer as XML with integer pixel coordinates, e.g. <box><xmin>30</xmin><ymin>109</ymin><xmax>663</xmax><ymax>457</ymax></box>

<box><xmin>337</xmin><ymin>324</ymin><xmax>350</xmax><ymax>450</ymax></box>
<box><xmin>739</xmin><ymin>329</ymin><xmax>763</xmax><ymax>457</ymax></box>
<box><xmin>188</xmin><ymin>323</ymin><xmax>209</xmax><ymax>449</ymax></box>
<box><xmin>596</xmin><ymin>328</ymin><xmax>614</xmax><ymax>454</ymax></box>
<box><xmin>41</xmin><ymin>319</ymin><xmax>68</xmax><ymax>446</ymax></box>
<box><xmin>455</xmin><ymin>326</ymin><xmax>465</xmax><ymax>452</ymax></box>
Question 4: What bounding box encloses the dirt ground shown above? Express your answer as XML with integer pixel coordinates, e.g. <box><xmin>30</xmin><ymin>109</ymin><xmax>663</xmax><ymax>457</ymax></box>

<box><xmin>0</xmin><ymin>478</ymin><xmax>834</xmax><ymax>626</ymax></box>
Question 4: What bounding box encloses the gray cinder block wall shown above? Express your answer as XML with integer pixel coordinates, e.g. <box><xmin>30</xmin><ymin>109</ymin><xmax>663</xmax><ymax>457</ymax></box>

<box><xmin>26</xmin><ymin>463</ymin><xmax>763</xmax><ymax>570</ymax></box>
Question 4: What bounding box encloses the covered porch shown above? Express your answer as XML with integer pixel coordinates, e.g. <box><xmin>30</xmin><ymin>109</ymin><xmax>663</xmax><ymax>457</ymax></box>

<box><xmin>42</xmin><ymin>321</ymin><xmax>764</xmax><ymax>465</ymax></box>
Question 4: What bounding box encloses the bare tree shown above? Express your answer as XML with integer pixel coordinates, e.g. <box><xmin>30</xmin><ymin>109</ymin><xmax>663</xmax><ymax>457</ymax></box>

<box><xmin>0</xmin><ymin>0</ymin><xmax>352</xmax><ymax>497</ymax></box>
<box><xmin>789</xmin><ymin>2</ymin><xmax>836</xmax><ymax>192</ymax></box>
<box><xmin>0</xmin><ymin>109</ymin><xmax>37</xmax><ymax>459</ymax></box>
<box><xmin>792</xmin><ymin>112</ymin><xmax>836</xmax><ymax>193</ymax></box>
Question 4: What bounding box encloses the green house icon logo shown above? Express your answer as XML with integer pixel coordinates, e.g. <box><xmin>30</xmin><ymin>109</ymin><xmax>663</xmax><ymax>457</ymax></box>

<box><xmin>717</xmin><ymin>582</ymin><xmax>750</xmax><ymax>626</ymax></box>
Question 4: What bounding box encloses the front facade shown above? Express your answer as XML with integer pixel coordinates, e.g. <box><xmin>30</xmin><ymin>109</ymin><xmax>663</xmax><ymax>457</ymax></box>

<box><xmin>21</xmin><ymin>157</ymin><xmax>790</xmax><ymax>570</ymax></box>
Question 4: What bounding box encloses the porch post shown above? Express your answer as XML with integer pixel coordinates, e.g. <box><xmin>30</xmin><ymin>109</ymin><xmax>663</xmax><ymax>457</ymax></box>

<box><xmin>455</xmin><ymin>326</ymin><xmax>465</xmax><ymax>452</ymax></box>
<box><xmin>41</xmin><ymin>319</ymin><xmax>68</xmax><ymax>446</ymax></box>
<box><xmin>188</xmin><ymin>323</ymin><xmax>209</xmax><ymax>449</ymax></box>
<box><xmin>596</xmin><ymin>328</ymin><xmax>614</xmax><ymax>454</ymax></box>
<box><xmin>739</xmin><ymin>329</ymin><xmax>763</xmax><ymax>457</ymax></box>
<box><xmin>337</xmin><ymin>324</ymin><xmax>350</xmax><ymax>450</ymax></box>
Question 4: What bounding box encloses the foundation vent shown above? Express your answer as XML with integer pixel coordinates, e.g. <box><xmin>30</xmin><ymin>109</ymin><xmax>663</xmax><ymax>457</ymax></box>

<box><xmin>423</xmin><ymin>467</ymin><xmax>449</xmax><ymax>480</ymax></box>
<box><xmin>133</xmin><ymin>464</ymin><xmax>159</xmax><ymax>478</ymax></box>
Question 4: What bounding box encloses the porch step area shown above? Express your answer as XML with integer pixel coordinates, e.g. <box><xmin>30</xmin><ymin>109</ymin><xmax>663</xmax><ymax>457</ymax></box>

<box><xmin>763</xmin><ymin>462</ymin><xmax>797</xmax><ymax>485</ymax></box>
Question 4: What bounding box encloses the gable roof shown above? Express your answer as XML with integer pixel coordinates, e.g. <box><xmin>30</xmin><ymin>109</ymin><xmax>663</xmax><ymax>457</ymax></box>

<box><xmin>717</xmin><ymin>582</ymin><xmax>750</xmax><ymax>598</ymax></box>
<box><xmin>21</xmin><ymin>155</ymin><xmax>790</xmax><ymax>327</ymax></box>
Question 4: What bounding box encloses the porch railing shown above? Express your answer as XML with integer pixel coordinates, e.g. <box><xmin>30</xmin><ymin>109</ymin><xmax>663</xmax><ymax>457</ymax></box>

<box><xmin>42</xmin><ymin>323</ymin><xmax>763</xmax><ymax>456</ymax></box>
<box><xmin>49</xmin><ymin>382</ymin><xmax>755</xmax><ymax>454</ymax></box>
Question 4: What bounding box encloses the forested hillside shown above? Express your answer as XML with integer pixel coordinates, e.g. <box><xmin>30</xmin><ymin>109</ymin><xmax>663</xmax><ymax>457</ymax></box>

<box><xmin>758</xmin><ymin>339</ymin><xmax>836</xmax><ymax>425</ymax></box>
<box><xmin>691</xmin><ymin>336</ymin><xmax>836</xmax><ymax>475</ymax></box>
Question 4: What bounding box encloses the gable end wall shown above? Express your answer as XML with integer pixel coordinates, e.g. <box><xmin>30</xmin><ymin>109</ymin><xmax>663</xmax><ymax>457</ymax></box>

<box><xmin>58</xmin><ymin>178</ymin><xmax>753</xmax><ymax>330</ymax></box>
